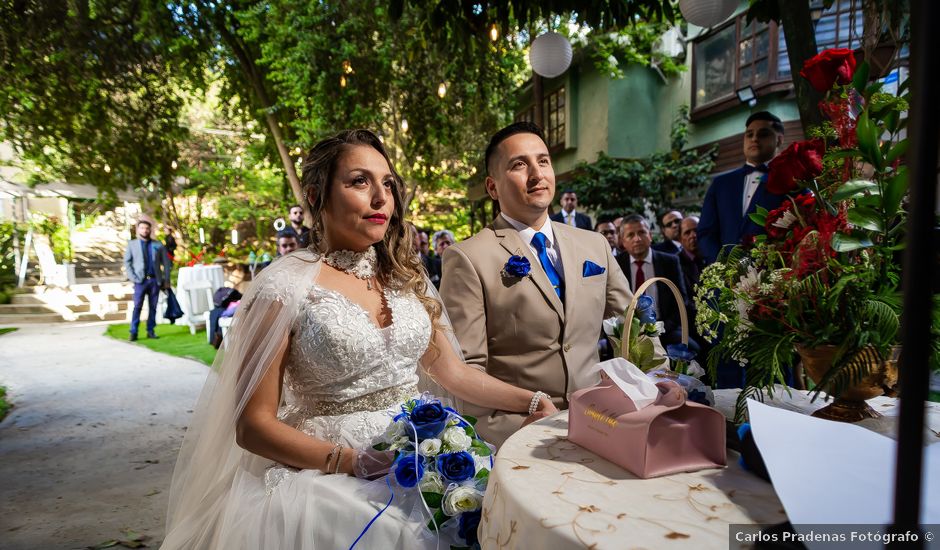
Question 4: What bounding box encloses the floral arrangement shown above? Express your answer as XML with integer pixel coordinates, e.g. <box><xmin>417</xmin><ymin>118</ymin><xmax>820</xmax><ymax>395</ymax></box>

<box><xmin>694</xmin><ymin>48</ymin><xmax>940</xmax><ymax>420</ymax></box>
<box><xmin>373</xmin><ymin>395</ymin><xmax>492</xmax><ymax>548</ymax></box>
<box><xmin>604</xmin><ymin>294</ymin><xmax>666</xmax><ymax>371</ymax></box>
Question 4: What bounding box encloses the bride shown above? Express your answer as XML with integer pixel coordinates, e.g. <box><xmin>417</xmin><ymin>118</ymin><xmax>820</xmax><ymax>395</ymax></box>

<box><xmin>161</xmin><ymin>129</ymin><xmax>558</xmax><ymax>549</ymax></box>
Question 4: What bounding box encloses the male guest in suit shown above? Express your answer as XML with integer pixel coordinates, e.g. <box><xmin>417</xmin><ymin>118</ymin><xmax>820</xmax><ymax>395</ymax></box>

<box><xmin>698</xmin><ymin>111</ymin><xmax>788</xmax><ymax>264</ymax></box>
<box><xmin>124</xmin><ymin>219</ymin><xmax>172</xmax><ymax>341</ymax></box>
<box><xmin>441</xmin><ymin>122</ymin><xmax>634</xmax><ymax>447</ymax></box>
<box><xmin>652</xmin><ymin>209</ymin><xmax>683</xmax><ymax>254</ymax></box>
<box><xmin>616</xmin><ymin>214</ymin><xmax>695</xmax><ymax>351</ymax></box>
<box><xmin>595</xmin><ymin>220</ymin><xmax>620</xmax><ymax>257</ymax></box>
<box><xmin>549</xmin><ymin>189</ymin><xmax>592</xmax><ymax>230</ymax></box>
<box><xmin>678</xmin><ymin>216</ymin><xmax>705</xmax><ymax>291</ymax></box>
<box><xmin>288</xmin><ymin>204</ymin><xmax>312</xmax><ymax>248</ymax></box>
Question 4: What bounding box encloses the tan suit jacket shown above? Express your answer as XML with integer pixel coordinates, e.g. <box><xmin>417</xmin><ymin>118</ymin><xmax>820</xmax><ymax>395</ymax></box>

<box><xmin>440</xmin><ymin>215</ymin><xmax>633</xmax><ymax>446</ymax></box>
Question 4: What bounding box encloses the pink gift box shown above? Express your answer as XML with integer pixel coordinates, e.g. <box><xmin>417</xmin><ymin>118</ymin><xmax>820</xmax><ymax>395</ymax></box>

<box><xmin>568</xmin><ymin>377</ymin><xmax>727</xmax><ymax>478</ymax></box>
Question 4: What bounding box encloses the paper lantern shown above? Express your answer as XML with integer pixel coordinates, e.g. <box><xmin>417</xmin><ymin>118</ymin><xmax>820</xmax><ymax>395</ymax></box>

<box><xmin>678</xmin><ymin>0</ymin><xmax>737</xmax><ymax>28</ymax></box>
<box><xmin>529</xmin><ymin>32</ymin><xmax>573</xmax><ymax>79</ymax></box>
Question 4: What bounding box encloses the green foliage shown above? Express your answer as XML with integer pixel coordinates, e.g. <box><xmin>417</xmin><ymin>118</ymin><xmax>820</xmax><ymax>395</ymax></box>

<box><xmin>0</xmin><ymin>222</ymin><xmax>22</xmax><ymax>286</ymax></box>
<box><xmin>28</xmin><ymin>213</ymin><xmax>72</xmax><ymax>263</ymax></box>
<box><xmin>579</xmin><ymin>21</ymin><xmax>685</xmax><ymax>80</ymax></box>
<box><xmin>0</xmin><ymin>1</ymin><xmax>204</xmax><ymax>198</ymax></box>
<box><xmin>567</xmin><ymin>106</ymin><xmax>716</xmax><ymax>220</ymax></box>
<box><xmin>0</xmin><ymin>384</ymin><xmax>10</xmax><ymax>421</ymax></box>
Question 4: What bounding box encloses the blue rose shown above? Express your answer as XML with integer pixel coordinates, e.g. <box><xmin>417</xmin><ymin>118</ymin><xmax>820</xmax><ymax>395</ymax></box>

<box><xmin>635</xmin><ymin>294</ymin><xmax>657</xmax><ymax>324</ymax></box>
<box><xmin>436</xmin><ymin>451</ymin><xmax>476</xmax><ymax>482</ymax></box>
<box><xmin>503</xmin><ymin>255</ymin><xmax>531</xmax><ymax>278</ymax></box>
<box><xmin>458</xmin><ymin>510</ymin><xmax>482</xmax><ymax>546</ymax></box>
<box><xmin>688</xmin><ymin>388</ymin><xmax>710</xmax><ymax>406</ymax></box>
<box><xmin>394</xmin><ymin>454</ymin><xmax>425</xmax><ymax>488</ymax></box>
<box><xmin>410</xmin><ymin>402</ymin><xmax>449</xmax><ymax>439</ymax></box>
<box><xmin>666</xmin><ymin>343</ymin><xmax>696</xmax><ymax>362</ymax></box>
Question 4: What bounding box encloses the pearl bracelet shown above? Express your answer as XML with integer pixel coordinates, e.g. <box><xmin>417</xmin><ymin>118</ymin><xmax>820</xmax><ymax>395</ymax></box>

<box><xmin>528</xmin><ymin>391</ymin><xmax>548</xmax><ymax>416</ymax></box>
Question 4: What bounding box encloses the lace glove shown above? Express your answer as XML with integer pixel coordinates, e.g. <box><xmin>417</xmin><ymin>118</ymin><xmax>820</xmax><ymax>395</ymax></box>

<box><xmin>352</xmin><ymin>449</ymin><xmax>397</xmax><ymax>480</ymax></box>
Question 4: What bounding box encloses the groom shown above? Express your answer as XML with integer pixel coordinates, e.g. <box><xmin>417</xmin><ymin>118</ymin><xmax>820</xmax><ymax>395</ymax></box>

<box><xmin>440</xmin><ymin>122</ymin><xmax>634</xmax><ymax>447</ymax></box>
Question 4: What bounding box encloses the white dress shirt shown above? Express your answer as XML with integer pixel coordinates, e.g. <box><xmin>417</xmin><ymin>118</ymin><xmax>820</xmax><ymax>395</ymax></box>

<box><xmin>501</xmin><ymin>213</ymin><xmax>565</xmax><ymax>281</ymax></box>
<box><xmin>743</xmin><ymin>162</ymin><xmax>763</xmax><ymax>215</ymax></box>
<box><xmin>629</xmin><ymin>249</ymin><xmax>659</xmax><ymax>316</ymax></box>
<box><xmin>562</xmin><ymin>209</ymin><xmax>578</xmax><ymax>226</ymax></box>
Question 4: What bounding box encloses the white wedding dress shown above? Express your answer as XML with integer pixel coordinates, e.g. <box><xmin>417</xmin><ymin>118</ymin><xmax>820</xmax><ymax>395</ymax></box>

<box><xmin>162</xmin><ymin>253</ymin><xmax>445</xmax><ymax>550</ymax></box>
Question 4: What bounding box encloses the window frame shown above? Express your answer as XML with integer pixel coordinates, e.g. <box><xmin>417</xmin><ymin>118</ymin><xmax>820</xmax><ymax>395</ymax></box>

<box><xmin>514</xmin><ymin>84</ymin><xmax>567</xmax><ymax>154</ymax></box>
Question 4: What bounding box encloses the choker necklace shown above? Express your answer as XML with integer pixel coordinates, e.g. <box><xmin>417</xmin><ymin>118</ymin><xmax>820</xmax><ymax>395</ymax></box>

<box><xmin>323</xmin><ymin>247</ymin><xmax>378</xmax><ymax>289</ymax></box>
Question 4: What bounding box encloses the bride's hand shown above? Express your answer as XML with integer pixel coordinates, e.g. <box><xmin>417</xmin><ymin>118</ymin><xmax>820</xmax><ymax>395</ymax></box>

<box><xmin>351</xmin><ymin>448</ymin><xmax>397</xmax><ymax>479</ymax></box>
<box><xmin>522</xmin><ymin>396</ymin><xmax>558</xmax><ymax>427</ymax></box>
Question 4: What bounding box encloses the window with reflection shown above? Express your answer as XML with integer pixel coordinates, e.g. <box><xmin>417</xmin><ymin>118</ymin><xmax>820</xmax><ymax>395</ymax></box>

<box><xmin>694</xmin><ymin>24</ymin><xmax>736</xmax><ymax>107</ymax></box>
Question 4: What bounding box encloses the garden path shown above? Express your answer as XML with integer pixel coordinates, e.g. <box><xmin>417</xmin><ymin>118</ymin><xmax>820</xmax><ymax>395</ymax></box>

<box><xmin>0</xmin><ymin>323</ymin><xmax>207</xmax><ymax>549</ymax></box>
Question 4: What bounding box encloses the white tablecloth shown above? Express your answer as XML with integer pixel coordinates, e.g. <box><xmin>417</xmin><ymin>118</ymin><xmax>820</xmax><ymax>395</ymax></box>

<box><xmin>175</xmin><ymin>264</ymin><xmax>225</xmax><ymax>318</ymax></box>
<box><xmin>480</xmin><ymin>390</ymin><xmax>940</xmax><ymax>550</ymax></box>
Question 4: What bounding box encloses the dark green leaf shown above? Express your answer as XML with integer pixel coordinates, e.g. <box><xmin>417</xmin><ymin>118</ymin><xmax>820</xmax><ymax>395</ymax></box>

<box><xmin>426</xmin><ymin>508</ymin><xmax>449</xmax><ymax>531</ymax></box>
<box><xmin>832</xmin><ymin>180</ymin><xmax>879</xmax><ymax>202</ymax></box>
<box><xmin>421</xmin><ymin>491</ymin><xmax>443</xmax><ymax>509</ymax></box>
<box><xmin>474</xmin><ymin>468</ymin><xmax>490</xmax><ymax>482</ymax></box>
<box><xmin>852</xmin><ymin>61</ymin><xmax>870</xmax><ymax>94</ymax></box>
<box><xmin>470</xmin><ymin>439</ymin><xmax>492</xmax><ymax>456</ymax></box>
<box><xmin>883</xmin><ymin>168</ymin><xmax>908</xmax><ymax>218</ymax></box>
<box><xmin>885</xmin><ymin>139</ymin><xmax>908</xmax><ymax>165</ymax></box>
<box><xmin>831</xmin><ymin>233</ymin><xmax>874</xmax><ymax>252</ymax></box>
<box><xmin>749</xmin><ymin>205</ymin><xmax>769</xmax><ymax>227</ymax></box>
<box><xmin>847</xmin><ymin>207</ymin><xmax>884</xmax><ymax>232</ymax></box>
<box><xmin>855</xmin><ymin>111</ymin><xmax>882</xmax><ymax>170</ymax></box>
<box><xmin>826</xmin><ymin>148</ymin><xmax>861</xmax><ymax>159</ymax></box>
<box><xmin>461</xmin><ymin>415</ymin><xmax>477</xmax><ymax>426</ymax></box>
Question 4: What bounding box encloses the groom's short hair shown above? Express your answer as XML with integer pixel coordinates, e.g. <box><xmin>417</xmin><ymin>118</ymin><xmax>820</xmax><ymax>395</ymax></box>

<box><xmin>484</xmin><ymin>121</ymin><xmax>546</xmax><ymax>176</ymax></box>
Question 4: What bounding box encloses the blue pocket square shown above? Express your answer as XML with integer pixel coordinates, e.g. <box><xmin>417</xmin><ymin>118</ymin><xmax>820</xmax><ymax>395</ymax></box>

<box><xmin>582</xmin><ymin>260</ymin><xmax>606</xmax><ymax>277</ymax></box>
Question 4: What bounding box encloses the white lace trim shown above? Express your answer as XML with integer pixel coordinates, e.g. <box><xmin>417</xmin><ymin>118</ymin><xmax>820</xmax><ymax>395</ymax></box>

<box><xmin>322</xmin><ymin>247</ymin><xmax>377</xmax><ymax>280</ymax></box>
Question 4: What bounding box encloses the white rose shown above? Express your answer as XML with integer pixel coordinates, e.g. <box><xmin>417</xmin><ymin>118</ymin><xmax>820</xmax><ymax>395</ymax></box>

<box><xmin>441</xmin><ymin>427</ymin><xmax>472</xmax><ymax>452</ymax></box>
<box><xmin>418</xmin><ymin>438</ymin><xmax>442</xmax><ymax>457</ymax></box>
<box><xmin>686</xmin><ymin>360</ymin><xmax>706</xmax><ymax>378</ymax></box>
<box><xmin>418</xmin><ymin>471</ymin><xmax>445</xmax><ymax>494</ymax></box>
<box><xmin>602</xmin><ymin>317</ymin><xmax>622</xmax><ymax>337</ymax></box>
<box><xmin>442</xmin><ymin>485</ymin><xmax>484</xmax><ymax>516</ymax></box>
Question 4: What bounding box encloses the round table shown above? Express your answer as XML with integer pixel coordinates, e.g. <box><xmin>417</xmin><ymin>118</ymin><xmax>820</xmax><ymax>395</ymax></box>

<box><xmin>479</xmin><ymin>389</ymin><xmax>940</xmax><ymax>550</ymax></box>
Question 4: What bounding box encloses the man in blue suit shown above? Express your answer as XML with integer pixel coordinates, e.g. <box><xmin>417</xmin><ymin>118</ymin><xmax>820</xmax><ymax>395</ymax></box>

<box><xmin>124</xmin><ymin>220</ymin><xmax>172</xmax><ymax>341</ymax></box>
<box><xmin>698</xmin><ymin>111</ymin><xmax>788</xmax><ymax>264</ymax></box>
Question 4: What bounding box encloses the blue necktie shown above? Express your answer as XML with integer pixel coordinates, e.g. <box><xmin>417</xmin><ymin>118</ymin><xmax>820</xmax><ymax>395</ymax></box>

<box><xmin>142</xmin><ymin>240</ymin><xmax>153</xmax><ymax>277</ymax></box>
<box><xmin>531</xmin><ymin>232</ymin><xmax>564</xmax><ymax>301</ymax></box>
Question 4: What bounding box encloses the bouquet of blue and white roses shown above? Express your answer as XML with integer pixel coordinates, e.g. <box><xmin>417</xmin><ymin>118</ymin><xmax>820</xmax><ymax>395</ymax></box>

<box><xmin>371</xmin><ymin>394</ymin><xmax>492</xmax><ymax>548</ymax></box>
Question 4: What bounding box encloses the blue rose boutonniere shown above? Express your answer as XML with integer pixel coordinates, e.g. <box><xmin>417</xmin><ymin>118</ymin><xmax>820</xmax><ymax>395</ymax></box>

<box><xmin>502</xmin><ymin>255</ymin><xmax>531</xmax><ymax>278</ymax></box>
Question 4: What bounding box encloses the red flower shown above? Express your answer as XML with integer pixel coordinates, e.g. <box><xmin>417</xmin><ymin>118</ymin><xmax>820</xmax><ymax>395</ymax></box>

<box><xmin>800</xmin><ymin>48</ymin><xmax>857</xmax><ymax>93</ymax></box>
<box><xmin>767</xmin><ymin>140</ymin><xmax>825</xmax><ymax>195</ymax></box>
<box><xmin>764</xmin><ymin>202</ymin><xmax>793</xmax><ymax>240</ymax></box>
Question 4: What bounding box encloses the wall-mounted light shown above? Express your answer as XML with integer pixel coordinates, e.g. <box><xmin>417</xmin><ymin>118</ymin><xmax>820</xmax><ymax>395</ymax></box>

<box><xmin>736</xmin><ymin>85</ymin><xmax>758</xmax><ymax>108</ymax></box>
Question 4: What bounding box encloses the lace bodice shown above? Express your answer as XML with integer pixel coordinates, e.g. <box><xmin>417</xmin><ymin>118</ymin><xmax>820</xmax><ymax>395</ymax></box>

<box><xmin>267</xmin><ymin>283</ymin><xmax>432</xmax><ymax>452</ymax></box>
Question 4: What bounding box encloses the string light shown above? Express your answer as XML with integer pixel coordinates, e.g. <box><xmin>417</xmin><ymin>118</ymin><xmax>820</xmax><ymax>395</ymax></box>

<box><xmin>437</xmin><ymin>82</ymin><xmax>447</xmax><ymax>98</ymax></box>
<box><xmin>401</xmin><ymin>119</ymin><xmax>409</xmax><ymax>132</ymax></box>
<box><xmin>171</xmin><ymin>160</ymin><xmax>178</xmax><ymax>170</ymax></box>
<box><xmin>342</xmin><ymin>60</ymin><xmax>354</xmax><ymax>74</ymax></box>
<box><xmin>489</xmin><ymin>24</ymin><xmax>499</xmax><ymax>41</ymax></box>
<box><xmin>340</xmin><ymin>75</ymin><xmax>347</xmax><ymax>88</ymax></box>
<box><xmin>103</xmin><ymin>164</ymin><xmax>111</xmax><ymax>173</ymax></box>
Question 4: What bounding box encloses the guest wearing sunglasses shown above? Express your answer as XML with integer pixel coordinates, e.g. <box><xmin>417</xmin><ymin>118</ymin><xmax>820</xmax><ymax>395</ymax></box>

<box><xmin>652</xmin><ymin>209</ymin><xmax>684</xmax><ymax>255</ymax></box>
<box><xmin>594</xmin><ymin>220</ymin><xmax>620</xmax><ymax>257</ymax></box>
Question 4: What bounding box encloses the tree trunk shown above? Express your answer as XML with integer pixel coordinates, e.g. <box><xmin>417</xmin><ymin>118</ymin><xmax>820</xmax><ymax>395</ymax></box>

<box><xmin>777</xmin><ymin>0</ymin><xmax>825</xmax><ymax>134</ymax></box>
<box><xmin>212</xmin><ymin>15</ymin><xmax>306</xmax><ymax>220</ymax></box>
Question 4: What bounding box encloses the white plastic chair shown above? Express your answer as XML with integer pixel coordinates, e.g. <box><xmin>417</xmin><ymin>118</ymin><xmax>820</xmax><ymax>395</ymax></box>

<box><xmin>178</xmin><ymin>279</ymin><xmax>215</xmax><ymax>335</ymax></box>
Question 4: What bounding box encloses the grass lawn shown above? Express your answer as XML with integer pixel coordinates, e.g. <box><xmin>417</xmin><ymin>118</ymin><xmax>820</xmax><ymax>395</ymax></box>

<box><xmin>0</xmin><ymin>327</ymin><xmax>17</xmax><ymax>337</ymax></box>
<box><xmin>0</xmin><ymin>386</ymin><xmax>9</xmax><ymax>421</ymax></box>
<box><xmin>106</xmin><ymin>323</ymin><xmax>217</xmax><ymax>366</ymax></box>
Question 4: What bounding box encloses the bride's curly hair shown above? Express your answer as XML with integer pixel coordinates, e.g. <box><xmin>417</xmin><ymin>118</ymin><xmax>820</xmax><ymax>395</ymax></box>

<box><xmin>300</xmin><ymin>129</ymin><xmax>443</xmax><ymax>336</ymax></box>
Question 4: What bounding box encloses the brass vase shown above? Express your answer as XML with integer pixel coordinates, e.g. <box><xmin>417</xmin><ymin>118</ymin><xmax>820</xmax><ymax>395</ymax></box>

<box><xmin>795</xmin><ymin>344</ymin><xmax>900</xmax><ymax>422</ymax></box>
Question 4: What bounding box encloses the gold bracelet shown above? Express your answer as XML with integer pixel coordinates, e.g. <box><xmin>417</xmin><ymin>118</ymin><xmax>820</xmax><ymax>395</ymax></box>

<box><xmin>333</xmin><ymin>447</ymin><xmax>345</xmax><ymax>475</ymax></box>
<box><xmin>324</xmin><ymin>444</ymin><xmax>341</xmax><ymax>472</ymax></box>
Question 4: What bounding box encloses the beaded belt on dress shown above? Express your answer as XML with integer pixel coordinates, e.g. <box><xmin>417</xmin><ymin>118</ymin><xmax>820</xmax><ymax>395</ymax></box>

<box><xmin>301</xmin><ymin>383</ymin><xmax>418</xmax><ymax>416</ymax></box>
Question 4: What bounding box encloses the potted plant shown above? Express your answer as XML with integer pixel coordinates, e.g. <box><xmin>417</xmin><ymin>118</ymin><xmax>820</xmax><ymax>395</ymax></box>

<box><xmin>695</xmin><ymin>49</ymin><xmax>940</xmax><ymax>422</ymax></box>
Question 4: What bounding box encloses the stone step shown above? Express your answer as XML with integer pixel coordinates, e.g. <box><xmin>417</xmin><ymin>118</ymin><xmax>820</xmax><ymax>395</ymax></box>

<box><xmin>0</xmin><ymin>312</ymin><xmax>66</xmax><ymax>324</ymax></box>
<box><xmin>73</xmin><ymin>311</ymin><xmax>128</xmax><ymax>322</ymax></box>
<box><xmin>0</xmin><ymin>303</ymin><xmax>58</xmax><ymax>315</ymax></box>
